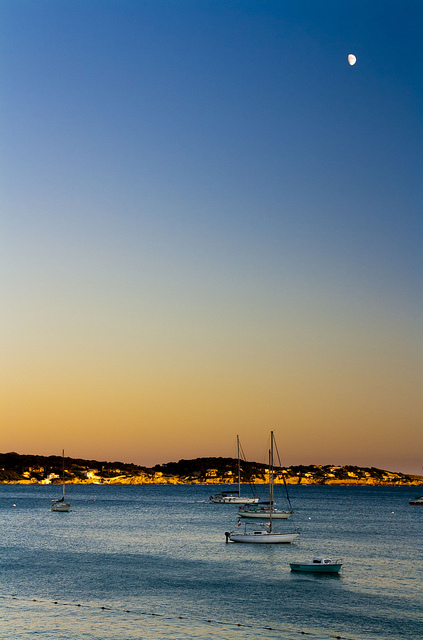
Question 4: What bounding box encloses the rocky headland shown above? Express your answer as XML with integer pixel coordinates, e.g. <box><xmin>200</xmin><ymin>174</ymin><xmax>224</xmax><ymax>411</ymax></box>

<box><xmin>1</xmin><ymin>452</ymin><xmax>422</xmax><ymax>486</ymax></box>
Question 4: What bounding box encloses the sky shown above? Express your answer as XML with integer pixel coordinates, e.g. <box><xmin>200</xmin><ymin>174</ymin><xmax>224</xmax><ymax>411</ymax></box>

<box><xmin>1</xmin><ymin>0</ymin><xmax>422</xmax><ymax>474</ymax></box>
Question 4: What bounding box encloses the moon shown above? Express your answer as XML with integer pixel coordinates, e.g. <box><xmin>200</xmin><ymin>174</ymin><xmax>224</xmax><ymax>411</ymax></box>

<box><xmin>348</xmin><ymin>54</ymin><xmax>357</xmax><ymax>66</ymax></box>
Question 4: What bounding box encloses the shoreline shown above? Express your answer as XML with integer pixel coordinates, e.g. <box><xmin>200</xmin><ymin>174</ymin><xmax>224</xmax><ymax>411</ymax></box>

<box><xmin>3</xmin><ymin>477</ymin><xmax>422</xmax><ymax>487</ymax></box>
<box><xmin>2</xmin><ymin>453</ymin><xmax>422</xmax><ymax>487</ymax></box>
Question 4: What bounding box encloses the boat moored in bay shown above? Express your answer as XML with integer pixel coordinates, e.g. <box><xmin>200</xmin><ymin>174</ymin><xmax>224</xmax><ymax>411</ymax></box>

<box><xmin>210</xmin><ymin>435</ymin><xmax>259</xmax><ymax>504</ymax></box>
<box><xmin>51</xmin><ymin>450</ymin><xmax>71</xmax><ymax>512</ymax></box>
<box><xmin>238</xmin><ymin>501</ymin><xmax>293</xmax><ymax>519</ymax></box>
<box><xmin>290</xmin><ymin>557</ymin><xmax>343</xmax><ymax>573</ymax></box>
<box><xmin>226</xmin><ymin>432</ymin><xmax>300</xmax><ymax>544</ymax></box>
<box><xmin>227</xmin><ymin>521</ymin><xmax>299</xmax><ymax>544</ymax></box>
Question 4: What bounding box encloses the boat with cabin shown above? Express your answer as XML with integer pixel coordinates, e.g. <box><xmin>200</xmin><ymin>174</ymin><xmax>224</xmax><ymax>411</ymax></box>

<box><xmin>290</xmin><ymin>557</ymin><xmax>343</xmax><ymax>573</ymax></box>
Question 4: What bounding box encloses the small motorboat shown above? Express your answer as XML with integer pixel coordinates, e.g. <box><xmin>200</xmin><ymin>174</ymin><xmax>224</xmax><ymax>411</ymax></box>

<box><xmin>409</xmin><ymin>496</ymin><xmax>423</xmax><ymax>505</ymax></box>
<box><xmin>290</xmin><ymin>557</ymin><xmax>343</xmax><ymax>573</ymax></box>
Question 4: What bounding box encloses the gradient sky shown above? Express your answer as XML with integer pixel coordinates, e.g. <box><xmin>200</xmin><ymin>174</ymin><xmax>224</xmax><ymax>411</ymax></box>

<box><xmin>1</xmin><ymin>1</ymin><xmax>422</xmax><ymax>474</ymax></box>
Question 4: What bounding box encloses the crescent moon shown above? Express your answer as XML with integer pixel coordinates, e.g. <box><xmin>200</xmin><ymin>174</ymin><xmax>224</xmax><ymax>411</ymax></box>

<box><xmin>348</xmin><ymin>54</ymin><xmax>357</xmax><ymax>66</ymax></box>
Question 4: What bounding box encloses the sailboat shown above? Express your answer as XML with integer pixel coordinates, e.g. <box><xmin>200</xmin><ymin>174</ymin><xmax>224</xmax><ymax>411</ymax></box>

<box><xmin>238</xmin><ymin>433</ymin><xmax>294</xmax><ymax>519</ymax></box>
<box><xmin>226</xmin><ymin>432</ymin><xmax>300</xmax><ymax>543</ymax></box>
<box><xmin>209</xmin><ymin>435</ymin><xmax>259</xmax><ymax>504</ymax></box>
<box><xmin>51</xmin><ymin>450</ymin><xmax>71</xmax><ymax>512</ymax></box>
<box><xmin>237</xmin><ymin>502</ymin><xmax>293</xmax><ymax>519</ymax></box>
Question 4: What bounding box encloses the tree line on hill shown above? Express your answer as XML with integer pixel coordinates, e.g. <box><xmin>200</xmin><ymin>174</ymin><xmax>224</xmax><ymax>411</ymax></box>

<box><xmin>0</xmin><ymin>451</ymin><xmax>419</xmax><ymax>484</ymax></box>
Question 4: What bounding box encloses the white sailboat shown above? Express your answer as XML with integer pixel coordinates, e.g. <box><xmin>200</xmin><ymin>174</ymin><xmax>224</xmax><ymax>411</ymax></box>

<box><xmin>237</xmin><ymin>502</ymin><xmax>293</xmax><ymax>519</ymax></box>
<box><xmin>209</xmin><ymin>435</ymin><xmax>259</xmax><ymax>504</ymax></box>
<box><xmin>51</xmin><ymin>450</ymin><xmax>71</xmax><ymax>512</ymax></box>
<box><xmin>226</xmin><ymin>432</ymin><xmax>300</xmax><ymax>544</ymax></box>
<box><xmin>238</xmin><ymin>433</ymin><xmax>294</xmax><ymax>519</ymax></box>
<box><xmin>227</xmin><ymin>522</ymin><xmax>299</xmax><ymax>544</ymax></box>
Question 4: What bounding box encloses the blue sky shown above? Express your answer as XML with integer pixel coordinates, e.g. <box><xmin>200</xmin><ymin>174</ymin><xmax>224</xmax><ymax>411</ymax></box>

<box><xmin>1</xmin><ymin>1</ymin><xmax>422</xmax><ymax>473</ymax></box>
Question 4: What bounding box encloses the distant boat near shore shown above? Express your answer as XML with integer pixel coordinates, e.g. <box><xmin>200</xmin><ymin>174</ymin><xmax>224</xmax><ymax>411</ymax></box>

<box><xmin>409</xmin><ymin>496</ymin><xmax>423</xmax><ymax>505</ymax></box>
<box><xmin>209</xmin><ymin>435</ymin><xmax>259</xmax><ymax>504</ymax></box>
<box><xmin>51</xmin><ymin>450</ymin><xmax>71</xmax><ymax>512</ymax></box>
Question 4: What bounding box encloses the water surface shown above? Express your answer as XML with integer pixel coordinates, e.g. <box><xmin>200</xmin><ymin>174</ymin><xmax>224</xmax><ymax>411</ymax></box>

<box><xmin>1</xmin><ymin>484</ymin><xmax>422</xmax><ymax>639</ymax></box>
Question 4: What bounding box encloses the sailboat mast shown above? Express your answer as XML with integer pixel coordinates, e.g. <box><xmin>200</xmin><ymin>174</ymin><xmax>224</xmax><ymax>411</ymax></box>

<box><xmin>237</xmin><ymin>435</ymin><xmax>241</xmax><ymax>498</ymax></box>
<box><xmin>62</xmin><ymin>449</ymin><xmax>65</xmax><ymax>500</ymax></box>
<box><xmin>269</xmin><ymin>431</ymin><xmax>274</xmax><ymax>532</ymax></box>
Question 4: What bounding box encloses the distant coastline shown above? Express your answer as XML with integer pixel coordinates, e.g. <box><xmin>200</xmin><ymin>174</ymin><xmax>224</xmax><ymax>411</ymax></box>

<box><xmin>1</xmin><ymin>452</ymin><xmax>422</xmax><ymax>486</ymax></box>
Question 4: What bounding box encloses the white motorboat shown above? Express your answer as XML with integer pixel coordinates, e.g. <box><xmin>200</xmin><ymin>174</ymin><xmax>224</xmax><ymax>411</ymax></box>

<box><xmin>226</xmin><ymin>432</ymin><xmax>300</xmax><ymax>544</ymax></box>
<box><xmin>290</xmin><ymin>557</ymin><xmax>343</xmax><ymax>573</ymax></box>
<box><xmin>210</xmin><ymin>435</ymin><xmax>259</xmax><ymax>504</ymax></box>
<box><xmin>51</xmin><ymin>450</ymin><xmax>71</xmax><ymax>512</ymax></box>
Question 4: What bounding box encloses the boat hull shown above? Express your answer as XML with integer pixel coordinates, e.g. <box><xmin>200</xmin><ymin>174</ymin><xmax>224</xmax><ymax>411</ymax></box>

<box><xmin>238</xmin><ymin>508</ymin><xmax>292</xmax><ymax>519</ymax></box>
<box><xmin>51</xmin><ymin>502</ymin><xmax>71</xmax><ymax>512</ymax></box>
<box><xmin>290</xmin><ymin>563</ymin><xmax>342</xmax><ymax>573</ymax></box>
<box><xmin>210</xmin><ymin>496</ymin><xmax>259</xmax><ymax>504</ymax></box>
<box><xmin>229</xmin><ymin>532</ymin><xmax>299</xmax><ymax>544</ymax></box>
<box><xmin>409</xmin><ymin>498</ymin><xmax>423</xmax><ymax>505</ymax></box>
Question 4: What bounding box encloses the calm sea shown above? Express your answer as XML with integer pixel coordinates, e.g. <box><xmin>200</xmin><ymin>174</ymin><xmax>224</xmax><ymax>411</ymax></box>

<box><xmin>1</xmin><ymin>484</ymin><xmax>422</xmax><ymax>640</ymax></box>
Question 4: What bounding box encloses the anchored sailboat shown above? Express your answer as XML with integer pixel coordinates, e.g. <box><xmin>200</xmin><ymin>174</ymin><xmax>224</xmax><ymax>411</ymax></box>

<box><xmin>226</xmin><ymin>432</ymin><xmax>299</xmax><ymax>544</ymax></box>
<box><xmin>51</xmin><ymin>450</ymin><xmax>71</xmax><ymax>512</ymax></box>
<box><xmin>238</xmin><ymin>433</ymin><xmax>294</xmax><ymax>519</ymax></box>
<box><xmin>210</xmin><ymin>435</ymin><xmax>259</xmax><ymax>504</ymax></box>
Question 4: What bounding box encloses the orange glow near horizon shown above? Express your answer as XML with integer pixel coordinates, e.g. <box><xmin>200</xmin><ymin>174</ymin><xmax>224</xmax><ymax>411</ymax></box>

<box><xmin>2</xmin><ymin>310</ymin><xmax>421</xmax><ymax>474</ymax></box>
